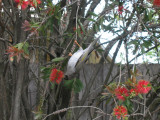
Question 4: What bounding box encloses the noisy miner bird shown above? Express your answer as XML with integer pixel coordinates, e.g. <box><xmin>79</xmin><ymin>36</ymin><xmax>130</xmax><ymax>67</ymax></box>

<box><xmin>65</xmin><ymin>37</ymin><xmax>99</xmax><ymax>77</ymax></box>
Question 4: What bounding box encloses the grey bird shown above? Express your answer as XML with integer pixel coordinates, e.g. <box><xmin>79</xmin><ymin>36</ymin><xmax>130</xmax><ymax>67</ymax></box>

<box><xmin>65</xmin><ymin>37</ymin><xmax>99</xmax><ymax>77</ymax></box>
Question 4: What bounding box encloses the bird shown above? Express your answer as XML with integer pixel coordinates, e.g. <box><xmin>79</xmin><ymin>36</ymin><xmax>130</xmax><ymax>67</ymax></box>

<box><xmin>65</xmin><ymin>37</ymin><xmax>99</xmax><ymax>77</ymax></box>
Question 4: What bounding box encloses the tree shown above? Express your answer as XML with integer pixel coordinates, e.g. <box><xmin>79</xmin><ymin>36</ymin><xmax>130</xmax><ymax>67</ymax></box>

<box><xmin>0</xmin><ymin>0</ymin><xmax>160</xmax><ymax>120</ymax></box>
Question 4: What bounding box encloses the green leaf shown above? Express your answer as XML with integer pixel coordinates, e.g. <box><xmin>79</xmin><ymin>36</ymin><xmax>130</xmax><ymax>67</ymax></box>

<box><xmin>78</xmin><ymin>20</ymin><xmax>85</xmax><ymax>34</ymax></box>
<box><xmin>94</xmin><ymin>24</ymin><xmax>99</xmax><ymax>32</ymax></box>
<box><xmin>124</xmin><ymin>99</ymin><xmax>133</xmax><ymax>113</ymax></box>
<box><xmin>77</xmin><ymin>27</ymin><xmax>82</xmax><ymax>38</ymax></box>
<box><xmin>105</xmin><ymin>96</ymin><xmax>112</xmax><ymax>105</ymax></box>
<box><xmin>63</xmin><ymin>79</ymin><xmax>74</xmax><ymax>90</ymax></box>
<box><xmin>34</xmin><ymin>111</ymin><xmax>43</xmax><ymax>120</ymax></box>
<box><xmin>50</xmin><ymin>81</ymin><xmax>55</xmax><ymax>89</ymax></box>
<box><xmin>127</xmin><ymin>40</ymin><xmax>139</xmax><ymax>46</ymax></box>
<box><xmin>14</xmin><ymin>43</ymin><xmax>24</xmax><ymax>50</ymax></box>
<box><xmin>138</xmin><ymin>94</ymin><xmax>144</xmax><ymax>99</ymax></box>
<box><xmin>142</xmin><ymin>40</ymin><xmax>152</xmax><ymax>48</ymax></box>
<box><xmin>23</xmin><ymin>42</ymin><xmax>29</xmax><ymax>54</ymax></box>
<box><xmin>41</xmin><ymin>67</ymin><xmax>52</xmax><ymax>81</ymax></box>
<box><xmin>87</xmin><ymin>18</ymin><xmax>96</xmax><ymax>22</ymax></box>
<box><xmin>89</xmin><ymin>12</ymin><xmax>98</xmax><ymax>17</ymax></box>
<box><xmin>51</xmin><ymin>57</ymin><xmax>65</xmax><ymax>62</ymax></box>
<box><xmin>63</xmin><ymin>78</ymin><xmax>83</xmax><ymax>93</ymax></box>
<box><xmin>96</xmin><ymin>49</ymin><xmax>104</xmax><ymax>53</ymax></box>
<box><xmin>73</xmin><ymin>78</ymin><xmax>83</xmax><ymax>93</ymax></box>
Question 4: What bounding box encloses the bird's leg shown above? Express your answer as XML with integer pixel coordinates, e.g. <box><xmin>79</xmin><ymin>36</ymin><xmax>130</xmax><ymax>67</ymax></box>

<box><xmin>68</xmin><ymin>53</ymin><xmax>72</xmax><ymax>56</ymax></box>
<box><xmin>74</xmin><ymin>40</ymin><xmax>81</xmax><ymax>48</ymax></box>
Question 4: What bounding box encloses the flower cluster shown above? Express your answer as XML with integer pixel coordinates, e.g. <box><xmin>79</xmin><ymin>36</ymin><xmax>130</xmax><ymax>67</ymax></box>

<box><xmin>73</xmin><ymin>26</ymin><xmax>83</xmax><ymax>34</ymax></box>
<box><xmin>113</xmin><ymin>105</ymin><xmax>128</xmax><ymax>119</ymax></box>
<box><xmin>115</xmin><ymin>86</ymin><xmax>129</xmax><ymax>101</ymax></box>
<box><xmin>114</xmin><ymin>80</ymin><xmax>151</xmax><ymax>101</ymax></box>
<box><xmin>14</xmin><ymin>0</ymin><xmax>41</xmax><ymax>10</ymax></box>
<box><xmin>136</xmin><ymin>80</ymin><xmax>151</xmax><ymax>94</ymax></box>
<box><xmin>129</xmin><ymin>88</ymin><xmax>139</xmax><ymax>97</ymax></box>
<box><xmin>50</xmin><ymin>68</ymin><xmax>64</xmax><ymax>84</ymax></box>
<box><xmin>22</xmin><ymin>20</ymin><xmax>38</xmax><ymax>36</ymax></box>
<box><xmin>118</xmin><ymin>6</ymin><xmax>124</xmax><ymax>14</ymax></box>
<box><xmin>6</xmin><ymin>46</ymin><xmax>24</xmax><ymax>61</ymax></box>
<box><xmin>153</xmin><ymin>0</ymin><xmax>160</xmax><ymax>6</ymax></box>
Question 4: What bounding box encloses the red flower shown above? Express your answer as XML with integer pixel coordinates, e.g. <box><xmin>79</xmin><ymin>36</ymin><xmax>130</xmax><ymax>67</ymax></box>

<box><xmin>14</xmin><ymin>0</ymin><xmax>20</xmax><ymax>3</ymax></box>
<box><xmin>21</xmin><ymin>1</ymin><xmax>29</xmax><ymax>10</ymax></box>
<box><xmin>36</xmin><ymin>0</ymin><xmax>41</xmax><ymax>4</ymax></box>
<box><xmin>115</xmin><ymin>86</ymin><xmax>129</xmax><ymax>101</ymax></box>
<box><xmin>136</xmin><ymin>80</ymin><xmax>151</xmax><ymax>94</ymax></box>
<box><xmin>22</xmin><ymin>20</ymin><xmax>31</xmax><ymax>31</ymax></box>
<box><xmin>14</xmin><ymin>0</ymin><xmax>41</xmax><ymax>9</ymax></box>
<box><xmin>129</xmin><ymin>88</ymin><xmax>139</xmax><ymax>97</ymax></box>
<box><xmin>153</xmin><ymin>0</ymin><xmax>160</xmax><ymax>6</ymax></box>
<box><xmin>29</xmin><ymin>0</ymin><xmax>41</xmax><ymax>7</ymax></box>
<box><xmin>6</xmin><ymin>46</ymin><xmax>24</xmax><ymax>58</ymax></box>
<box><xmin>113</xmin><ymin>105</ymin><xmax>128</xmax><ymax>119</ymax></box>
<box><xmin>130</xmin><ymin>88</ymin><xmax>139</xmax><ymax>95</ymax></box>
<box><xmin>14</xmin><ymin>0</ymin><xmax>29</xmax><ymax>10</ymax></box>
<box><xmin>6</xmin><ymin>46</ymin><xmax>24</xmax><ymax>62</ymax></box>
<box><xmin>118</xmin><ymin>6</ymin><xmax>123</xmax><ymax>14</ymax></box>
<box><xmin>73</xmin><ymin>26</ymin><xmax>83</xmax><ymax>34</ymax></box>
<box><xmin>50</xmin><ymin>69</ymin><xmax>64</xmax><ymax>84</ymax></box>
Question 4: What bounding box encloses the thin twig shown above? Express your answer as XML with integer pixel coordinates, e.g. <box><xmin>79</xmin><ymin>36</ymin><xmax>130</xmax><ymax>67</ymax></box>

<box><xmin>42</xmin><ymin>106</ymin><xmax>105</xmax><ymax>120</ymax></box>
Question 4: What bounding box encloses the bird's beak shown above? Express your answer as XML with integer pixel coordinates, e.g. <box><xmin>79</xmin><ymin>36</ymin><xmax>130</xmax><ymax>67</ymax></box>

<box><xmin>68</xmin><ymin>53</ymin><xmax>72</xmax><ymax>56</ymax></box>
<box><xmin>74</xmin><ymin>40</ymin><xmax>81</xmax><ymax>48</ymax></box>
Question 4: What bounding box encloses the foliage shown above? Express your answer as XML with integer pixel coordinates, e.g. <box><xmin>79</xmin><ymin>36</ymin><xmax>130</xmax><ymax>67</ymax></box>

<box><xmin>1</xmin><ymin>0</ymin><xmax>160</xmax><ymax>120</ymax></box>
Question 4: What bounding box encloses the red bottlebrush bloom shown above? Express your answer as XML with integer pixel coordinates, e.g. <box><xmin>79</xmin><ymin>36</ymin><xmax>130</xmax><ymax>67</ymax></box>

<box><xmin>129</xmin><ymin>88</ymin><xmax>139</xmax><ymax>97</ymax></box>
<box><xmin>73</xmin><ymin>26</ymin><xmax>83</xmax><ymax>34</ymax></box>
<box><xmin>29</xmin><ymin>0</ymin><xmax>41</xmax><ymax>7</ymax></box>
<box><xmin>14</xmin><ymin>0</ymin><xmax>29</xmax><ymax>10</ymax></box>
<box><xmin>118</xmin><ymin>5</ymin><xmax>123</xmax><ymax>14</ymax></box>
<box><xmin>14</xmin><ymin>0</ymin><xmax>20</xmax><ymax>3</ymax></box>
<box><xmin>50</xmin><ymin>69</ymin><xmax>64</xmax><ymax>84</ymax></box>
<box><xmin>6</xmin><ymin>46</ymin><xmax>24</xmax><ymax>57</ymax></box>
<box><xmin>22</xmin><ymin>20</ymin><xmax>31</xmax><ymax>31</ymax></box>
<box><xmin>22</xmin><ymin>20</ymin><xmax>38</xmax><ymax>36</ymax></box>
<box><xmin>36</xmin><ymin>0</ymin><xmax>41</xmax><ymax>4</ymax></box>
<box><xmin>73</xmin><ymin>27</ymin><xmax>76</xmax><ymax>32</ymax></box>
<box><xmin>153</xmin><ymin>0</ymin><xmax>160</xmax><ymax>6</ymax></box>
<box><xmin>130</xmin><ymin>88</ymin><xmax>139</xmax><ymax>95</ymax></box>
<box><xmin>113</xmin><ymin>105</ymin><xmax>128</xmax><ymax>119</ymax></box>
<box><xmin>115</xmin><ymin>86</ymin><xmax>129</xmax><ymax>101</ymax></box>
<box><xmin>136</xmin><ymin>80</ymin><xmax>151</xmax><ymax>94</ymax></box>
<box><xmin>21</xmin><ymin>1</ymin><xmax>29</xmax><ymax>10</ymax></box>
<box><xmin>6</xmin><ymin>46</ymin><xmax>24</xmax><ymax>62</ymax></box>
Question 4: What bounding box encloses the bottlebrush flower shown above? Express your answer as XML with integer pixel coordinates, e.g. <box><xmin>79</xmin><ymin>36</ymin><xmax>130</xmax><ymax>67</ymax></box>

<box><xmin>136</xmin><ymin>80</ymin><xmax>151</xmax><ymax>94</ymax></box>
<box><xmin>14</xmin><ymin>0</ymin><xmax>41</xmax><ymax>10</ymax></box>
<box><xmin>50</xmin><ymin>69</ymin><xmax>64</xmax><ymax>84</ymax></box>
<box><xmin>29</xmin><ymin>0</ymin><xmax>41</xmax><ymax>8</ymax></box>
<box><xmin>115</xmin><ymin>86</ymin><xmax>129</xmax><ymax>101</ymax></box>
<box><xmin>21</xmin><ymin>1</ymin><xmax>29</xmax><ymax>10</ymax></box>
<box><xmin>6</xmin><ymin>46</ymin><xmax>24</xmax><ymax>58</ymax></box>
<box><xmin>14</xmin><ymin>0</ymin><xmax>20</xmax><ymax>3</ymax></box>
<box><xmin>113</xmin><ymin>105</ymin><xmax>128</xmax><ymax>119</ymax></box>
<box><xmin>129</xmin><ymin>88</ymin><xmax>139</xmax><ymax>98</ymax></box>
<box><xmin>73</xmin><ymin>26</ymin><xmax>83</xmax><ymax>34</ymax></box>
<box><xmin>22</xmin><ymin>20</ymin><xmax>38</xmax><ymax>36</ymax></box>
<box><xmin>153</xmin><ymin>0</ymin><xmax>160</xmax><ymax>6</ymax></box>
<box><xmin>118</xmin><ymin>5</ymin><xmax>123</xmax><ymax>14</ymax></box>
<box><xmin>6</xmin><ymin>46</ymin><xmax>24</xmax><ymax>62</ymax></box>
<box><xmin>14</xmin><ymin>0</ymin><xmax>29</xmax><ymax>10</ymax></box>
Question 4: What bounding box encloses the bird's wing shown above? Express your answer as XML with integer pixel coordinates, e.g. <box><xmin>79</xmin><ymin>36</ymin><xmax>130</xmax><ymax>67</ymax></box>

<box><xmin>66</xmin><ymin>48</ymin><xmax>84</xmax><ymax>76</ymax></box>
<box><xmin>75</xmin><ymin>38</ymin><xmax>99</xmax><ymax>70</ymax></box>
<box><xmin>75</xmin><ymin>47</ymin><xmax>92</xmax><ymax>70</ymax></box>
